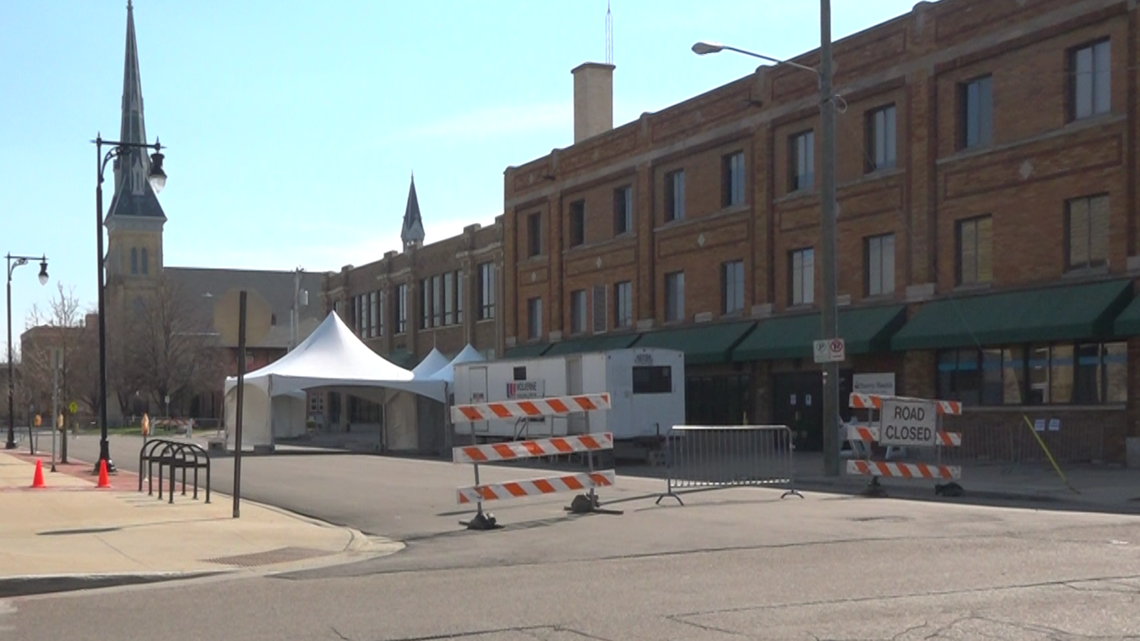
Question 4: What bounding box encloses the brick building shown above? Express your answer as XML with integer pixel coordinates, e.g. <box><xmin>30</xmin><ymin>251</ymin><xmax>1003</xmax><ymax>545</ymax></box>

<box><xmin>501</xmin><ymin>0</ymin><xmax>1140</xmax><ymax>462</ymax></box>
<box><xmin>321</xmin><ymin>177</ymin><xmax>504</xmax><ymax>432</ymax></box>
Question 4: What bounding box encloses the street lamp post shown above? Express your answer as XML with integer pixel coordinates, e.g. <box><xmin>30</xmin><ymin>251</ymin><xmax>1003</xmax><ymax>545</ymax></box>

<box><xmin>6</xmin><ymin>254</ymin><xmax>49</xmax><ymax>450</ymax></box>
<box><xmin>693</xmin><ymin>0</ymin><xmax>842</xmax><ymax>477</ymax></box>
<box><xmin>92</xmin><ymin>133</ymin><xmax>167</xmax><ymax>474</ymax></box>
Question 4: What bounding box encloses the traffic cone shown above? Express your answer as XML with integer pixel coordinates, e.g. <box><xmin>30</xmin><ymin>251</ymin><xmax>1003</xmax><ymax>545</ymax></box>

<box><xmin>97</xmin><ymin>459</ymin><xmax>111</xmax><ymax>489</ymax></box>
<box><xmin>31</xmin><ymin>458</ymin><xmax>45</xmax><ymax>488</ymax></box>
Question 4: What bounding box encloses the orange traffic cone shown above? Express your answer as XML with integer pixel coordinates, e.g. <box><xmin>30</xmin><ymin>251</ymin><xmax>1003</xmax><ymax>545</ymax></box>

<box><xmin>97</xmin><ymin>459</ymin><xmax>111</xmax><ymax>489</ymax></box>
<box><xmin>31</xmin><ymin>458</ymin><xmax>45</xmax><ymax>488</ymax></box>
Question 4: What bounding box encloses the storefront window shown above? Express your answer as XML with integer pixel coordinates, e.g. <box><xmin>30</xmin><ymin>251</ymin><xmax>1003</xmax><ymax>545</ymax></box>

<box><xmin>1105</xmin><ymin>342</ymin><xmax>1128</xmax><ymax>403</ymax></box>
<box><xmin>1002</xmin><ymin>347</ymin><xmax>1025</xmax><ymax>404</ymax></box>
<box><xmin>1050</xmin><ymin>345</ymin><xmax>1074</xmax><ymax>404</ymax></box>
<box><xmin>937</xmin><ymin>341</ymin><xmax>1126</xmax><ymax>406</ymax></box>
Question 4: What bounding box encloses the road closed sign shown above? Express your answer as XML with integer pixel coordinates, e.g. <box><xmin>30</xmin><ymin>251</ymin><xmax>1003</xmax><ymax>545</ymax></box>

<box><xmin>879</xmin><ymin>398</ymin><xmax>937</xmax><ymax>447</ymax></box>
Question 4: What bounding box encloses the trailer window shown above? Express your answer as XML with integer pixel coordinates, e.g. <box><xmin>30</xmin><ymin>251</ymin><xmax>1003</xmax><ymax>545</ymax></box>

<box><xmin>633</xmin><ymin>366</ymin><xmax>672</xmax><ymax>394</ymax></box>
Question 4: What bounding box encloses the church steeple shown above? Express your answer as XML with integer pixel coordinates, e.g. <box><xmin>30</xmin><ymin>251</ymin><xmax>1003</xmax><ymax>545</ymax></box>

<box><xmin>106</xmin><ymin>0</ymin><xmax>165</xmax><ymax>222</ymax></box>
<box><xmin>401</xmin><ymin>173</ymin><xmax>425</xmax><ymax>250</ymax></box>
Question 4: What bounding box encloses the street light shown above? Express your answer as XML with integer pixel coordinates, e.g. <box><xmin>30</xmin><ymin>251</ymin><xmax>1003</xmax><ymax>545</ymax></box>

<box><xmin>91</xmin><ymin>133</ymin><xmax>168</xmax><ymax>474</ymax></box>
<box><xmin>693</xmin><ymin>0</ymin><xmax>842</xmax><ymax>477</ymax></box>
<box><xmin>6</xmin><ymin>253</ymin><xmax>49</xmax><ymax>450</ymax></box>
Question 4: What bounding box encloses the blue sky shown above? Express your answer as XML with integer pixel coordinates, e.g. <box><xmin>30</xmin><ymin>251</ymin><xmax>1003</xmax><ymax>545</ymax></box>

<box><xmin>0</xmin><ymin>0</ymin><xmax>925</xmax><ymax>350</ymax></box>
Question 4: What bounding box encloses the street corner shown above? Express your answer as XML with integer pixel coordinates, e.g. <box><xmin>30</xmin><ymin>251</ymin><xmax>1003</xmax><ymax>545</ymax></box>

<box><xmin>0</xmin><ymin>452</ymin><xmax>96</xmax><ymax>491</ymax></box>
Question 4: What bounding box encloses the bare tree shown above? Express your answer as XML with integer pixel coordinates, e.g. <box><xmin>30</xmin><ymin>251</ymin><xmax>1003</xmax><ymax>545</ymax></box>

<box><xmin>126</xmin><ymin>274</ymin><xmax>218</xmax><ymax>415</ymax></box>
<box><xmin>23</xmin><ymin>283</ymin><xmax>92</xmax><ymax>419</ymax></box>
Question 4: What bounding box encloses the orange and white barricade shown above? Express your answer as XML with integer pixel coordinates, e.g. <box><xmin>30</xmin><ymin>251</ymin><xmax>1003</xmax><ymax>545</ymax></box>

<box><xmin>449</xmin><ymin>393</ymin><xmax>622</xmax><ymax>530</ymax></box>
<box><xmin>845</xmin><ymin>393</ymin><xmax>964</xmax><ymax>495</ymax></box>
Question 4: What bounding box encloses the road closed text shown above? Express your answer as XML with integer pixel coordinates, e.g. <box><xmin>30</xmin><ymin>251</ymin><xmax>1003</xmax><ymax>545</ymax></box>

<box><xmin>878</xmin><ymin>399</ymin><xmax>938</xmax><ymax>447</ymax></box>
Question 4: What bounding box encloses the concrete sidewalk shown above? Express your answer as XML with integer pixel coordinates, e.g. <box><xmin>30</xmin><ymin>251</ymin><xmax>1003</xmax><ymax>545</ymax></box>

<box><xmin>0</xmin><ymin>452</ymin><xmax>402</xmax><ymax>597</ymax></box>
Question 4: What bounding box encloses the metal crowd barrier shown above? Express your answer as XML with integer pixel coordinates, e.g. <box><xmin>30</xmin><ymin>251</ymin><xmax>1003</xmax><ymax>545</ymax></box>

<box><xmin>656</xmin><ymin>425</ymin><xmax>803</xmax><ymax>505</ymax></box>
<box><xmin>138</xmin><ymin>438</ymin><xmax>211</xmax><ymax>504</ymax></box>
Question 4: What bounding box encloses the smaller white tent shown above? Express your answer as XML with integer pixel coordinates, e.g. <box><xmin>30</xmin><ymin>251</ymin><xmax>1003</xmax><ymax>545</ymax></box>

<box><xmin>223</xmin><ymin>311</ymin><xmax>446</xmax><ymax>448</ymax></box>
<box><xmin>412</xmin><ymin>348</ymin><xmax>450</xmax><ymax>379</ymax></box>
<box><xmin>428</xmin><ymin>344</ymin><xmax>487</xmax><ymax>384</ymax></box>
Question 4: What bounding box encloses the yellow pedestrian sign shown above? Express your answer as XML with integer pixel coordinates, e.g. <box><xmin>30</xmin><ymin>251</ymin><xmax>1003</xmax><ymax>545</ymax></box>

<box><xmin>68</xmin><ymin>401</ymin><xmax>78</xmax><ymax>415</ymax></box>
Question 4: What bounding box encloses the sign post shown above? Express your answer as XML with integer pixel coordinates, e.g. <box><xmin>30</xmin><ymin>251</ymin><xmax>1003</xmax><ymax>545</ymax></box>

<box><xmin>879</xmin><ymin>398</ymin><xmax>938</xmax><ymax>448</ymax></box>
<box><xmin>63</xmin><ymin>401</ymin><xmax>77</xmax><ymax>464</ymax></box>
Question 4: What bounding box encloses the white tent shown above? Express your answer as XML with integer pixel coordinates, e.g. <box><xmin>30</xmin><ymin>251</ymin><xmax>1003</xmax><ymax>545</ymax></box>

<box><xmin>412</xmin><ymin>347</ymin><xmax>450</xmax><ymax>379</ymax></box>
<box><xmin>427</xmin><ymin>343</ymin><xmax>486</xmax><ymax>383</ymax></box>
<box><xmin>223</xmin><ymin>311</ymin><xmax>446</xmax><ymax>448</ymax></box>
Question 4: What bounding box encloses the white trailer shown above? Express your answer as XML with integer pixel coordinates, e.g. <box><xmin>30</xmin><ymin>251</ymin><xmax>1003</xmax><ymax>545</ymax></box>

<box><xmin>452</xmin><ymin>348</ymin><xmax>685</xmax><ymax>461</ymax></box>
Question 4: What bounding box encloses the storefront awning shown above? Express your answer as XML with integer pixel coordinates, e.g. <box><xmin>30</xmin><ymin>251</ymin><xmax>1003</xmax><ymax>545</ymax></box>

<box><xmin>543</xmin><ymin>332</ymin><xmax>641</xmax><ymax>356</ymax></box>
<box><xmin>503</xmin><ymin>342</ymin><xmax>552</xmax><ymax>359</ymax></box>
<box><xmin>730</xmin><ymin>305</ymin><xmax>906</xmax><ymax>361</ymax></box>
<box><xmin>1113</xmin><ymin>291</ymin><xmax>1140</xmax><ymax>336</ymax></box>
<box><xmin>892</xmin><ymin>279</ymin><xmax>1133</xmax><ymax>351</ymax></box>
<box><xmin>634</xmin><ymin>321</ymin><xmax>757</xmax><ymax>365</ymax></box>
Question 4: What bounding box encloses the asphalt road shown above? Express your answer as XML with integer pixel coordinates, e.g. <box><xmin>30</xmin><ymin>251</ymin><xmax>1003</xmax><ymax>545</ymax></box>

<box><xmin>7</xmin><ymin>432</ymin><xmax>1139</xmax><ymax>640</ymax></box>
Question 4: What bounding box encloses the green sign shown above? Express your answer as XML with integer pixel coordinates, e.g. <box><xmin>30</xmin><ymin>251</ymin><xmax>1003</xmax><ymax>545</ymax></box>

<box><xmin>68</xmin><ymin>401</ymin><xmax>78</xmax><ymax>415</ymax></box>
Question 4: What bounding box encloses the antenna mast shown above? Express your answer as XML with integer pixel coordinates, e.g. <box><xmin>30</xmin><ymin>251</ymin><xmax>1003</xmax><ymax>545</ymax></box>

<box><xmin>605</xmin><ymin>1</ymin><xmax>613</xmax><ymax>65</ymax></box>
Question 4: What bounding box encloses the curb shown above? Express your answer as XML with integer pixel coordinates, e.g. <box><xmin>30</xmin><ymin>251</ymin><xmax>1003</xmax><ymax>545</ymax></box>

<box><xmin>793</xmin><ymin>478</ymin><xmax>1063</xmax><ymax>504</ymax></box>
<box><xmin>0</xmin><ymin>571</ymin><xmax>226</xmax><ymax>599</ymax></box>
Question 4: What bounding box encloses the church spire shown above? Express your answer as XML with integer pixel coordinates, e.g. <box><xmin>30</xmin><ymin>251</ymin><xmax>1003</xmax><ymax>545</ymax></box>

<box><xmin>106</xmin><ymin>0</ymin><xmax>166</xmax><ymax>221</ymax></box>
<box><xmin>401</xmin><ymin>173</ymin><xmax>425</xmax><ymax>250</ymax></box>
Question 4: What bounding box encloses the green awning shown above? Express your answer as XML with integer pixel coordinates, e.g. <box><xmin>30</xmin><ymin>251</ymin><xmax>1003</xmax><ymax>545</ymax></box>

<box><xmin>634</xmin><ymin>321</ymin><xmax>756</xmax><ymax>365</ymax></box>
<box><xmin>504</xmin><ymin>342</ymin><xmax>552</xmax><ymax>359</ymax></box>
<box><xmin>731</xmin><ymin>305</ymin><xmax>906</xmax><ymax>361</ymax></box>
<box><xmin>892</xmin><ymin>279</ymin><xmax>1133</xmax><ymax>351</ymax></box>
<box><xmin>385</xmin><ymin>350</ymin><xmax>416</xmax><ymax>368</ymax></box>
<box><xmin>1114</xmin><ymin>293</ymin><xmax>1140</xmax><ymax>336</ymax></box>
<box><xmin>544</xmin><ymin>333</ymin><xmax>641</xmax><ymax>356</ymax></box>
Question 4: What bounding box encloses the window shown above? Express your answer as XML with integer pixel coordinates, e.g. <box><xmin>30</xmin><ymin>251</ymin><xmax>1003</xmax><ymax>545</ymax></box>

<box><xmin>633</xmin><ymin>366</ymin><xmax>672</xmax><ymax>394</ymax></box>
<box><xmin>569</xmin><ymin>200</ymin><xmax>585</xmax><ymax>248</ymax></box>
<box><xmin>455</xmin><ymin>269</ymin><xmax>463</xmax><ymax>323</ymax></box>
<box><xmin>664</xmin><ymin>271</ymin><xmax>684</xmax><ymax>322</ymax></box>
<box><xmin>938</xmin><ymin>342</ymin><xmax>1127</xmax><ymax>406</ymax></box>
<box><xmin>527</xmin><ymin>212</ymin><xmax>542</xmax><ymax>257</ymax></box>
<box><xmin>478</xmin><ymin>262</ymin><xmax>495</xmax><ymax>320</ymax></box>
<box><xmin>130</xmin><ymin>248</ymin><xmax>138</xmax><ymax>275</ymax></box>
<box><xmin>570</xmin><ymin>289</ymin><xmax>587</xmax><ymax>335</ymax></box>
<box><xmin>357</xmin><ymin>294</ymin><xmax>368</xmax><ymax>337</ymax></box>
<box><xmin>790</xmin><ymin>130</ymin><xmax>814</xmax><ymax>191</ymax></box>
<box><xmin>722</xmin><ymin>260</ymin><xmax>744</xmax><ymax>315</ymax></box>
<box><xmin>370</xmin><ymin>291</ymin><xmax>381</xmax><ymax>337</ymax></box>
<box><xmin>615</xmin><ymin>281</ymin><xmax>632</xmax><ymax>329</ymax></box>
<box><xmin>527</xmin><ymin>297</ymin><xmax>542</xmax><ymax>340</ymax></box>
<box><xmin>865</xmin><ymin>234</ymin><xmax>895</xmax><ymax>297</ymax></box>
<box><xmin>1070</xmin><ymin>39</ymin><xmax>1111</xmax><ymax>120</ymax></box>
<box><xmin>1066</xmin><ymin>194</ymin><xmax>1109</xmax><ymax>270</ymax></box>
<box><xmin>614</xmin><ymin>185</ymin><xmax>633</xmax><ymax>235</ymax></box>
<box><xmin>956</xmin><ymin>216</ymin><xmax>993</xmax><ymax>285</ymax></box>
<box><xmin>347</xmin><ymin>395</ymin><xmax>382</xmax><ymax>424</ymax></box>
<box><xmin>961</xmin><ymin>75</ymin><xmax>993</xmax><ymax>148</ymax></box>
<box><xmin>722</xmin><ymin>151</ymin><xmax>745</xmax><ymax>207</ymax></box>
<box><xmin>592</xmin><ymin>285</ymin><xmax>607</xmax><ymax>333</ymax></box>
<box><xmin>866</xmin><ymin>105</ymin><xmax>896</xmax><ymax>172</ymax></box>
<box><xmin>140</xmin><ymin>248</ymin><xmax>149</xmax><ymax>275</ymax></box>
<box><xmin>308</xmin><ymin>393</ymin><xmax>324</xmax><ymax>414</ymax></box>
<box><xmin>431</xmin><ymin>274</ymin><xmax>443</xmax><ymax>327</ymax></box>
<box><xmin>395</xmin><ymin>284</ymin><xmax>407</xmax><ymax>334</ymax></box>
<box><xmin>443</xmin><ymin>272</ymin><xmax>454</xmax><ymax>325</ymax></box>
<box><xmin>789</xmin><ymin>248</ymin><xmax>814</xmax><ymax>305</ymax></box>
<box><xmin>665</xmin><ymin>170</ymin><xmax>685</xmax><ymax>221</ymax></box>
<box><xmin>419</xmin><ymin>278</ymin><xmax>431</xmax><ymax>329</ymax></box>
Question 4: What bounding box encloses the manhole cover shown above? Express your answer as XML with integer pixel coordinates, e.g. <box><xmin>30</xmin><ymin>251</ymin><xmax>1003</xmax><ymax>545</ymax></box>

<box><xmin>203</xmin><ymin>547</ymin><xmax>331</xmax><ymax>567</ymax></box>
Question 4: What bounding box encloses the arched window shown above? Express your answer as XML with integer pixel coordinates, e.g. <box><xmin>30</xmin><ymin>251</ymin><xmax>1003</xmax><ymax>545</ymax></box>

<box><xmin>141</xmin><ymin>248</ymin><xmax>149</xmax><ymax>274</ymax></box>
<box><xmin>130</xmin><ymin>248</ymin><xmax>138</xmax><ymax>274</ymax></box>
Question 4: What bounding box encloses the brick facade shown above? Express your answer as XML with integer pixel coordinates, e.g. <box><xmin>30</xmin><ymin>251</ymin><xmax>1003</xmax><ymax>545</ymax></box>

<box><xmin>501</xmin><ymin>0</ymin><xmax>1140</xmax><ymax>462</ymax></box>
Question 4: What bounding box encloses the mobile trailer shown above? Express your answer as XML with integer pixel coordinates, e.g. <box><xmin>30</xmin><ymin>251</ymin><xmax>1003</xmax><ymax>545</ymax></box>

<box><xmin>452</xmin><ymin>348</ymin><xmax>685</xmax><ymax>462</ymax></box>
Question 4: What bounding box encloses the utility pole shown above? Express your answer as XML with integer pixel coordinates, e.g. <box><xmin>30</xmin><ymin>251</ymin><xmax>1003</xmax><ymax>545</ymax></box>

<box><xmin>819</xmin><ymin>0</ymin><xmax>841</xmax><ymax>477</ymax></box>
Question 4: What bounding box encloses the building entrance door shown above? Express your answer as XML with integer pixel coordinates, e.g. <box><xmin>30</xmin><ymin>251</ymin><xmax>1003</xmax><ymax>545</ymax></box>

<box><xmin>771</xmin><ymin>370</ymin><xmax>854</xmax><ymax>452</ymax></box>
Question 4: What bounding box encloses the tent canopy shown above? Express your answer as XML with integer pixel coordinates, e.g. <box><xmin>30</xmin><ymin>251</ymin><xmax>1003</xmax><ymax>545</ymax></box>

<box><xmin>428</xmin><ymin>343</ymin><xmax>486</xmax><ymax>383</ymax></box>
<box><xmin>412</xmin><ymin>347</ymin><xmax>450</xmax><ymax>379</ymax></box>
<box><xmin>224</xmin><ymin>311</ymin><xmax>446</xmax><ymax>402</ymax></box>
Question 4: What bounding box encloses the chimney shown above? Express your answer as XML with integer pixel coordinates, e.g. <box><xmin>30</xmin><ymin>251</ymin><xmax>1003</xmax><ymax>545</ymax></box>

<box><xmin>572</xmin><ymin>62</ymin><xmax>615</xmax><ymax>143</ymax></box>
